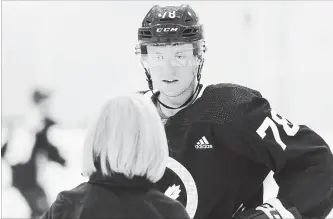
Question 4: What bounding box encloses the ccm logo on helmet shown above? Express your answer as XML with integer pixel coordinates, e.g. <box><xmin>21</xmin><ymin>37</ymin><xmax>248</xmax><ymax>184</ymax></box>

<box><xmin>156</xmin><ymin>27</ymin><xmax>179</xmax><ymax>33</ymax></box>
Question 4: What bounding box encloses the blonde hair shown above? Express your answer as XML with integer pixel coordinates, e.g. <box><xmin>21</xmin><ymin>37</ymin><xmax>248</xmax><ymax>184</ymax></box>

<box><xmin>82</xmin><ymin>93</ymin><xmax>168</xmax><ymax>183</ymax></box>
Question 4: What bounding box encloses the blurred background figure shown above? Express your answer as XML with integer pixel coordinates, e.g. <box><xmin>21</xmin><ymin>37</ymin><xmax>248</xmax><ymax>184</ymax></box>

<box><xmin>1</xmin><ymin>88</ymin><xmax>67</xmax><ymax>219</ymax></box>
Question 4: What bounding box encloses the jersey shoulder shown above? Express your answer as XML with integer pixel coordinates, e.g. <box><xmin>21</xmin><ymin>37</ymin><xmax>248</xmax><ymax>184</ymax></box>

<box><xmin>201</xmin><ymin>83</ymin><xmax>263</xmax><ymax>105</ymax></box>
<box><xmin>190</xmin><ymin>83</ymin><xmax>267</xmax><ymax>125</ymax></box>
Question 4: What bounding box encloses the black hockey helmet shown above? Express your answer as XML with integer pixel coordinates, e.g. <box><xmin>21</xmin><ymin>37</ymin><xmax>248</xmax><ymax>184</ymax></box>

<box><xmin>138</xmin><ymin>4</ymin><xmax>204</xmax><ymax>45</ymax></box>
<box><xmin>136</xmin><ymin>4</ymin><xmax>206</xmax><ymax>56</ymax></box>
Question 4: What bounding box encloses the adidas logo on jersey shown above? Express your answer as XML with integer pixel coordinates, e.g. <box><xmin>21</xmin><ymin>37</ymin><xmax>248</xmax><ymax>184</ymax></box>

<box><xmin>195</xmin><ymin>136</ymin><xmax>213</xmax><ymax>149</ymax></box>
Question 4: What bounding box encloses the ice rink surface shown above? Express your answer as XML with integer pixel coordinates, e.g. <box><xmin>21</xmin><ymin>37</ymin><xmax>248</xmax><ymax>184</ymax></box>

<box><xmin>2</xmin><ymin>128</ymin><xmax>333</xmax><ymax>218</ymax></box>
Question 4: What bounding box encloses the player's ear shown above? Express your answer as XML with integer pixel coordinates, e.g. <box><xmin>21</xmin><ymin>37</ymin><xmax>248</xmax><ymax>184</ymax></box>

<box><xmin>200</xmin><ymin>57</ymin><xmax>205</xmax><ymax>65</ymax></box>
<box><xmin>196</xmin><ymin>55</ymin><xmax>204</xmax><ymax>66</ymax></box>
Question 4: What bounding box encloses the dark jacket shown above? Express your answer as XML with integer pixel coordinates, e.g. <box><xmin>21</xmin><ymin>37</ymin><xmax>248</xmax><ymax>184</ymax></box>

<box><xmin>40</xmin><ymin>171</ymin><xmax>190</xmax><ymax>219</ymax></box>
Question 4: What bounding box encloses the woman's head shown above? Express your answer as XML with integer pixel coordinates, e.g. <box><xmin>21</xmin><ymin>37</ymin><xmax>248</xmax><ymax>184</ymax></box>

<box><xmin>82</xmin><ymin>93</ymin><xmax>168</xmax><ymax>183</ymax></box>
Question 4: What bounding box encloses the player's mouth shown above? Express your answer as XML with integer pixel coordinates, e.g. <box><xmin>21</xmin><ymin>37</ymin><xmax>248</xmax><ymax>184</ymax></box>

<box><xmin>162</xmin><ymin>79</ymin><xmax>179</xmax><ymax>84</ymax></box>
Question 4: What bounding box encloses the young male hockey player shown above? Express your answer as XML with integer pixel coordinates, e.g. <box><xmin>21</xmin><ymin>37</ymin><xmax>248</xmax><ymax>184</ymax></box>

<box><xmin>136</xmin><ymin>4</ymin><xmax>333</xmax><ymax>219</ymax></box>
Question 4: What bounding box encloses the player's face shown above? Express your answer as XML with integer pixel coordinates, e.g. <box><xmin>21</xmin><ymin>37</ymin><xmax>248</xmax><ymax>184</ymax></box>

<box><xmin>145</xmin><ymin>43</ymin><xmax>199</xmax><ymax>97</ymax></box>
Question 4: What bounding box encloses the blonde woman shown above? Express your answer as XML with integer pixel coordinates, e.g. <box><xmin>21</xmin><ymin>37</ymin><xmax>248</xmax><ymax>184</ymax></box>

<box><xmin>41</xmin><ymin>93</ymin><xmax>189</xmax><ymax>219</ymax></box>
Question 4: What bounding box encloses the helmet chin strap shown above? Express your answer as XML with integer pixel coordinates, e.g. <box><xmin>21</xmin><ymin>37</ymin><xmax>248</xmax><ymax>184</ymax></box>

<box><xmin>144</xmin><ymin>60</ymin><xmax>204</xmax><ymax>110</ymax></box>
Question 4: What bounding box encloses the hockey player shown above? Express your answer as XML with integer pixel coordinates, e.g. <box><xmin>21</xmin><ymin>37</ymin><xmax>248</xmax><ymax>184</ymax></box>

<box><xmin>136</xmin><ymin>4</ymin><xmax>333</xmax><ymax>219</ymax></box>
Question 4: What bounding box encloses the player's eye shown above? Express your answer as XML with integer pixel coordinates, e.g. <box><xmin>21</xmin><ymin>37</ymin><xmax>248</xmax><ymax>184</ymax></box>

<box><xmin>154</xmin><ymin>55</ymin><xmax>164</xmax><ymax>60</ymax></box>
<box><xmin>176</xmin><ymin>55</ymin><xmax>185</xmax><ymax>59</ymax></box>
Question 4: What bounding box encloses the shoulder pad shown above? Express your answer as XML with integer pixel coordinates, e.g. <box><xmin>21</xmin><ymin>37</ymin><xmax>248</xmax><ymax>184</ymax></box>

<box><xmin>184</xmin><ymin>83</ymin><xmax>264</xmax><ymax>125</ymax></box>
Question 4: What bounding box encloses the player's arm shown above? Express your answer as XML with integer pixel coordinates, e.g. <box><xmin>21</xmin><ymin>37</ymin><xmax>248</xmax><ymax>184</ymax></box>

<box><xmin>44</xmin><ymin>123</ymin><xmax>67</xmax><ymax>166</ymax></box>
<box><xmin>45</xmin><ymin>142</ymin><xmax>67</xmax><ymax>166</ymax></box>
<box><xmin>233</xmin><ymin>93</ymin><xmax>333</xmax><ymax>219</ymax></box>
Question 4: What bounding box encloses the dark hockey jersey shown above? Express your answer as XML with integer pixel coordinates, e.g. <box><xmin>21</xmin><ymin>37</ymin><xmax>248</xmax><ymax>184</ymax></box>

<box><xmin>140</xmin><ymin>83</ymin><xmax>333</xmax><ymax>219</ymax></box>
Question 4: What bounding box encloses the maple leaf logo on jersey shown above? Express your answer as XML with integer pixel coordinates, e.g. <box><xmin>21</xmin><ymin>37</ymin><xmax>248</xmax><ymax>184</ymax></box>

<box><xmin>165</xmin><ymin>184</ymin><xmax>181</xmax><ymax>200</ymax></box>
<box><xmin>156</xmin><ymin>157</ymin><xmax>198</xmax><ymax>218</ymax></box>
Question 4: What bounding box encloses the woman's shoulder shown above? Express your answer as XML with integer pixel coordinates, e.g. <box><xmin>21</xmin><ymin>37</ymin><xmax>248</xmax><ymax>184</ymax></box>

<box><xmin>57</xmin><ymin>182</ymin><xmax>89</xmax><ymax>203</ymax></box>
<box><xmin>40</xmin><ymin>182</ymin><xmax>89</xmax><ymax>219</ymax></box>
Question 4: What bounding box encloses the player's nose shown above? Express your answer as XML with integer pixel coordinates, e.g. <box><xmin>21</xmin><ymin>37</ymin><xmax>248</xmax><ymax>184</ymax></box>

<box><xmin>162</xmin><ymin>59</ymin><xmax>178</xmax><ymax>75</ymax></box>
<box><xmin>163</xmin><ymin>63</ymin><xmax>176</xmax><ymax>76</ymax></box>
